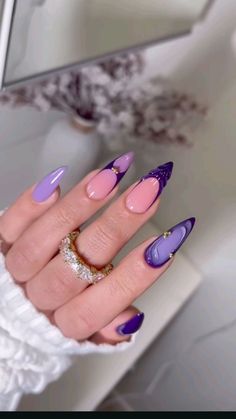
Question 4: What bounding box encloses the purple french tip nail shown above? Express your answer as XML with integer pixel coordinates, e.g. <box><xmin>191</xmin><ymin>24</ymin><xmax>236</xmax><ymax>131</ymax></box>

<box><xmin>32</xmin><ymin>166</ymin><xmax>68</xmax><ymax>203</ymax></box>
<box><xmin>116</xmin><ymin>313</ymin><xmax>145</xmax><ymax>336</ymax></box>
<box><xmin>145</xmin><ymin>217</ymin><xmax>195</xmax><ymax>268</ymax></box>
<box><xmin>141</xmin><ymin>161</ymin><xmax>173</xmax><ymax>200</ymax></box>
<box><xmin>86</xmin><ymin>152</ymin><xmax>134</xmax><ymax>200</ymax></box>
<box><xmin>103</xmin><ymin>151</ymin><xmax>134</xmax><ymax>185</ymax></box>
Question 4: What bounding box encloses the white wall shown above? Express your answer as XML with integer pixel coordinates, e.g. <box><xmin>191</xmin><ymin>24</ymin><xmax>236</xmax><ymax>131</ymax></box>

<box><xmin>0</xmin><ymin>106</ymin><xmax>61</xmax><ymax>207</ymax></box>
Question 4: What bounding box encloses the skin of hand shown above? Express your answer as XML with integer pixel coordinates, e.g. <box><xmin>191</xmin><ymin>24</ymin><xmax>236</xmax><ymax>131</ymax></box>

<box><xmin>0</xmin><ymin>154</ymin><xmax>194</xmax><ymax>344</ymax></box>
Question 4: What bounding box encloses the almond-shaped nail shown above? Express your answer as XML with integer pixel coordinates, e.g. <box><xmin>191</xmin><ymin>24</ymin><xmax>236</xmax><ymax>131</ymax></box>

<box><xmin>32</xmin><ymin>166</ymin><xmax>68</xmax><ymax>202</ymax></box>
<box><xmin>145</xmin><ymin>217</ymin><xmax>195</xmax><ymax>268</ymax></box>
<box><xmin>116</xmin><ymin>313</ymin><xmax>144</xmax><ymax>336</ymax></box>
<box><xmin>86</xmin><ymin>152</ymin><xmax>134</xmax><ymax>200</ymax></box>
<box><xmin>126</xmin><ymin>161</ymin><xmax>173</xmax><ymax>214</ymax></box>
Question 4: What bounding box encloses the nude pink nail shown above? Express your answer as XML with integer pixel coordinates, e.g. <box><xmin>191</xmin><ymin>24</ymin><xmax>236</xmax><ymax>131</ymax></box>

<box><xmin>86</xmin><ymin>152</ymin><xmax>134</xmax><ymax>200</ymax></box>
<box><xmin>126</xmin><ymin>178</ymin><xmax>159</xmax><ymax>213</ymax></box>
<box><xmin>126</xmin><ymin>162</ymin><xmax>173</xmax><ymax>214</ymax></box>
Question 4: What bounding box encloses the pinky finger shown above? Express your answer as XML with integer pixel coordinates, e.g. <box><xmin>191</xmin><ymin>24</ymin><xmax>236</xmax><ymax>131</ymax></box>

<box><xmin>91</xmin><ymin>306</ymin><xmax>144</xmax><ymax>345</ymax></box>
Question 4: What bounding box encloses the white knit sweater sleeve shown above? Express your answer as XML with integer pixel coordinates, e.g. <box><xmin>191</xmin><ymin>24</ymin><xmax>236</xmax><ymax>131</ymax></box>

<box><xmin>0</xmin><ymin>247</ymin><xmax>135</xmax><ymax>411</ymax></box>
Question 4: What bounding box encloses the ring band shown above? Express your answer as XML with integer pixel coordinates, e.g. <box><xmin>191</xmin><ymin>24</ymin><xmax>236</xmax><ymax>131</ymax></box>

<box><xmin>59</xmin><ymin>231</ymin><xmax>113</xmax><ymax>284</ymax></box>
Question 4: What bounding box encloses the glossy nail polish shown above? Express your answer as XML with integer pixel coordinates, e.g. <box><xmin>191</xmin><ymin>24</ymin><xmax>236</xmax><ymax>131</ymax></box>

<box><xmin>145</xmin><ymin>217</ymin><xmax>195</xmax><ymax>268</ymax></box>
<box><xmin>117</xmin><ymin>313</ymin><xmax>144</xmax><ymax>336</ymax></box>
<box><xmin>32</xmin><ymin>166</ymin><xmax>68</xmax><ymax>203</ymax></box>
<box><xmin>126</xmin><ymin>162</ymin><xmax>173</xmax><ymax>214</ymax></box>
<box><xmin>86</xmin><ymin>151</ymin><xmax>134</xmax><ymax>200</ymax></box>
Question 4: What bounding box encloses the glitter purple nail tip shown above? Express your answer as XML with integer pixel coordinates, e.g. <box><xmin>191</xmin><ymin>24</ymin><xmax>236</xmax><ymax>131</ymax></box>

<box><xmin>141</xmin><ymin>161</ymin><xmax>173</xmax><ymax>199</ymax></box>
<box><xmin>144</xmin><ymin>217</ymin><xmax>195</xmax><ymax>268</ymax></box>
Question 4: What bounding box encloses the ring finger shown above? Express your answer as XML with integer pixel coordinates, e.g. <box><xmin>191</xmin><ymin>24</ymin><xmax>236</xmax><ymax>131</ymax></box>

<box><xmin>26</xmin><ymin>162</ymin><xmax>173</xmax><ymax>311</ymax></box>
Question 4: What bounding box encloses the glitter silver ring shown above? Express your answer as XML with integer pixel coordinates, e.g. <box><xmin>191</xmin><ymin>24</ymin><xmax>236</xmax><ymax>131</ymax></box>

<box><xmin>59</xmin><ymin>231</ymin><xmax>113</xmax><ymax>284</ymax></box>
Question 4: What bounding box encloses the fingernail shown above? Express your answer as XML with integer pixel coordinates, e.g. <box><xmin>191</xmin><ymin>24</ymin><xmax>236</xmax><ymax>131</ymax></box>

<box><xmin>116</xmin><ymin>313</ymin><xmax>145</xmax><ymax>336</ymax></box>
<box><xmin>145</xmin><ymin>217</ymin><xmax>195</xmax><ymax>268</ymax></box>
<box><xmin>86</xmin><ymin>151</ymin><xmax>134</xmax><ymax>200</ymax></box>
<box><xmin>32</xmin><ymin>166</ymin><xmax>68</xmax><ymax>202</ymax></box>
<box><xmin>126</xmin><ymin>162</ymin><xmax>173</xmax><ymax>214</ymax></box>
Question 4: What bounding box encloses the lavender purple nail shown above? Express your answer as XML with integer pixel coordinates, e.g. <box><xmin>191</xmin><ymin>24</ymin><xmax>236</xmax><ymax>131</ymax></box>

<box><xmin>117</xmin><ymin>313</ymin><xmax>145</xmax><ymax>336</ymax></box>
<box><xmin>145</xmin><ymin>218</ymin><xmax>195</xmax><ymax>268</ymax></box>
<box><xmin>32</xmin><ymin>166</ymin><xmax>68</xmax><ymax>202</ymax></box>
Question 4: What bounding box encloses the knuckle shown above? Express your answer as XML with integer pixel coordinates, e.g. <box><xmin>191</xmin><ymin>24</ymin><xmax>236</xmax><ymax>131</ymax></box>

<box><xmin>5</xmin><ymin>242</ymin><xmax>36</xmax><ymax>280</ymax></box>
<box><xmin>129</xmin><ymin>259</ymin><xmax>151</xmax><ymax>287</ymax></box>
<box><xmin>54</xmin><ymin>203</ymin><xmax>77</xmax><ymax>230</ymax></box>
<box><xmin>104</xmin><ymin>211</ymin><xmax>129</xmax><ymax>241</ymax></box>
<box><xmin>129</xmin><ymin>259</ymin><xmax>157</xmax><ymax>292</ymax></box>
<box><xmin>76</xmin><ymin>304</ymin><xmax>98</xmax><ymax>338</ymax></box>
<box><xmin>50</xmin><ymin>261</ymin><xmax>76</xmax><ymax>294</ymax></box>
<box><xmin>109</xmin><ymin>274</ymin><xmax>136</xmax><ymax>301</ymax></box>
<box><xmin>109</xmin><ymin>259</ymin><xmax>150</xmax><ymax>302</ymax></box>
<box><xmin>94</xmin><ymin>215</ymin><xmax>124</xmax><ymax>248</ymax></box>
<box><xmin>95</xmin><ymin>223</ymin><xmax>115</xmax><ymax>248</ymax></box>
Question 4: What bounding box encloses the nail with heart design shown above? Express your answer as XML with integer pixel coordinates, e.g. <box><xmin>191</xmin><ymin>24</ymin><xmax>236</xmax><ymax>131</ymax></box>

<box><xmin>145</xmin><ymin>217</ymin><xmax>195</xmax><ymax>268</ymax></box>
<box><xmin>86</xmin><ymin>152</ymin><xmax>134</xmax><ymax>200</ymax></box>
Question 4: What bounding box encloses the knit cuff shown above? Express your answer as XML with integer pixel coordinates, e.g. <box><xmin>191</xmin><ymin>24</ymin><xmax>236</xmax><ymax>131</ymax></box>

<box><xmin>0</xmin><ymin>250</ymin><xmax>135</xmax><ymax>401</ymax></box>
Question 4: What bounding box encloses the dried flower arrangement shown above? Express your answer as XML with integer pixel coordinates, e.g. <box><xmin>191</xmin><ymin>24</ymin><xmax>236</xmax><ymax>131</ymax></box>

<box><xmin>0</xmin><ymin>52</ymin><xmax>206</xmax><ymax>145</ymax></box>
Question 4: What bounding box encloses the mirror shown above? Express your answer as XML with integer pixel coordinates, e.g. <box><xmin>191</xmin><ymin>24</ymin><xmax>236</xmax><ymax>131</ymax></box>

<box><xmin>0</xmin><ymin>0</ymin><xmax>210</xmax><ymax>89</ymax></box>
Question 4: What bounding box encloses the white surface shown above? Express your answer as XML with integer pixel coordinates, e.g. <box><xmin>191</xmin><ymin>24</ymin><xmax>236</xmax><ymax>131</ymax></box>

<box><xmin>18</xmin><ymin>220</ymin><xmax>202</xmax><ymax>411</ymax></box>
<box><xmin>0</xmin><ymin>109</ymin><xmax>101</xmax><ymax>207</ymax></box>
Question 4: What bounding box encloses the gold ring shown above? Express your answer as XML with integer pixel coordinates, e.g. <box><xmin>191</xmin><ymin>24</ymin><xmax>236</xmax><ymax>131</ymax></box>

<box><xmin>59</xmin><ymin>231</ymin><xmax>113</xmax><ymax>284</ymax></box>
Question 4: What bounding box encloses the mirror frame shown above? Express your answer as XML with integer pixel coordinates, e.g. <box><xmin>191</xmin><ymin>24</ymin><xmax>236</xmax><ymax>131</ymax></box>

<box><xmin>0</xmin><ymin>0</ymin><xmax>213</xmax><ymax>91</ymax></box>
<box><xmin>0</xmin><ymin>0</ymin><xmax>15</xmax><ymax>90</ymax></box>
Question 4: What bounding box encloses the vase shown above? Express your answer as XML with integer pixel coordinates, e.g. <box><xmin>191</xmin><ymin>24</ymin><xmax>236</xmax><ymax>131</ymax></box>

<box><xmin>37</xmin><ymin>115</ymin><xmax>102</xmax><ymax>194</ymax></box>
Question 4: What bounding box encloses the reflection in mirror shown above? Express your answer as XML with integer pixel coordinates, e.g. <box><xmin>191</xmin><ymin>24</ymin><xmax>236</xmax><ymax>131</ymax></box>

<box><xmin>4</xmin><ymin>0</ymin><xmax>210</xmax><ymax>87</ymax></box>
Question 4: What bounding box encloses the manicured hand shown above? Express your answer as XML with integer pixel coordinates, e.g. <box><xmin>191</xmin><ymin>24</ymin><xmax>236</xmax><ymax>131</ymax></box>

<box><xmin>0</xmin><ymin>153</ymin><xmax>194</xmax><ymax>344</ymax></box>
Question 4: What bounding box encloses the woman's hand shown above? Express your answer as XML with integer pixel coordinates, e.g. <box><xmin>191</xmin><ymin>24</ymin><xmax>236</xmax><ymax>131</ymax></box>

<box><xmin>0</xmin><ymin>153</ymin><xmax>194</xmax><ymax>345</ymax></box>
